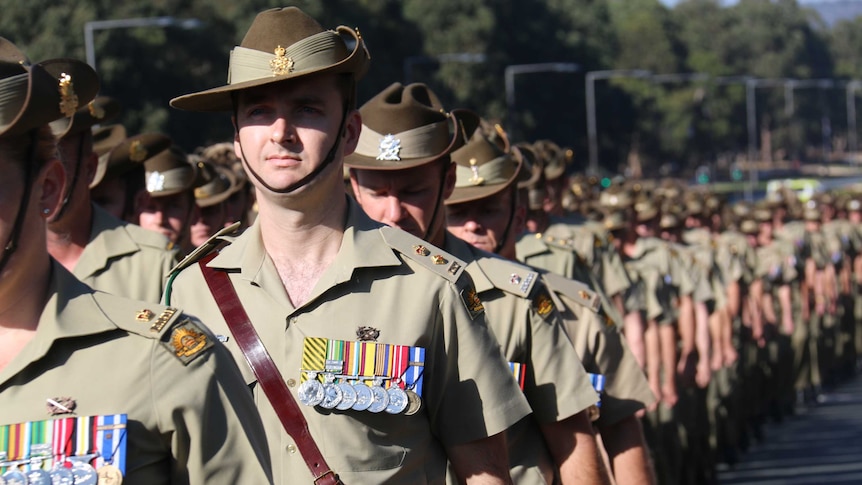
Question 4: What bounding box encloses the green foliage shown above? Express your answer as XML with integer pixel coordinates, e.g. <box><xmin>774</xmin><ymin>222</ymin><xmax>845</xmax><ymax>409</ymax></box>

<box><xmin>0</xmin><ymin>0</ymin><xmax>856</xmax><ymax>176</ymax></box>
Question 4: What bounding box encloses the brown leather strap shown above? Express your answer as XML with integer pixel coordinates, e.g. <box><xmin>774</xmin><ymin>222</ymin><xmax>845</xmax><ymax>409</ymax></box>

<box><xmin>199</xmin><ymin>253</ymin><xmax>341</xmax><ymax>485</ymax></box>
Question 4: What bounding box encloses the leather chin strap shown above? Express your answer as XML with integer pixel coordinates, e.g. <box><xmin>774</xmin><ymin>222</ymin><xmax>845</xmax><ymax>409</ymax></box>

<box><xmin>493</xmin><ymin>188</ymin><xmax>518</xmax><ymax>254</ymax></box>
<box><xmin>422</xmin><ymin>160</ymin><xmax>450</xmax><ymax>242</ymax></box>
<box><xmin>237</xmin><ymin>100</ymin><xmax>350</xmax><ymax>196</ymax></box>
<box><xmin>50</xmin><ymin>134</ymin><xmax>86</xmax><ymax>222</ymax></box>
<box><xmin>0</xmin><ymin>133</ymin><xmax>37</xmax><ymax>276</ymax></box>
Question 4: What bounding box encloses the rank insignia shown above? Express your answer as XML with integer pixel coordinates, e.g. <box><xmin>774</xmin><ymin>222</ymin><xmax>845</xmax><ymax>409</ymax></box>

<box><xmin>150</xmin><ymin>307</ymin><xmax>178</xmax><ymax>333</ymax></box>
<box><xmin>46</xmin><ymin>397</ymin><xmax>76</xmax><ymax>416</ymax></box>
<box><xmin>377</xmin><ymin>134</ymin><xmax>402</xmax><ymax>161</ymax></box>
<box><xmin>164</xmin><ymin>319</ymin><xmax>213</xmax><ymax>365</ymax></box>
<box><xmin>269</xmin><ymin>45</ymin><xmax>294</xmax><ymax>76</ymax></box>
<box><xmin>129</xmin><ymin>139</ymin><xmax>148</xmax><ymax>162</ymax></box>
<box><xmin>356</xmin><ymin>326</ymin><xmax>380</xmax><ymax>342</ymax></box>
<box><xmin>135</xmin><ymin>309</ymin><xmax>155</xmax><ymax>322</ymax></box>
<box><xmin>431</xmin><ymin>254</ymin><xmax>447</xmax><ymax>265</ymax></box>
<box><xmin>58</xmin><ymin>72</ymin><xmax>78</xmax><ymax>117</ymax></box>
<box><xmin>578</xmin><ymin>290</ymin><xmax>590</xmax><ymax>300</ymax></box>
<box><xmin>533</xmin><ymin>291</ymin><xmax>555</xmax><ymax>317</ymax></box>
<box><xmin>460</xmin><ymin>287</ymin><xmax>485</xmax><ymax>319</ymax></box>
<box><xmin>413</xmin><ymin>244</ymin><xmax>430</xmax><ymax>256</ymax></box>
<box><xmin>510</xmin><ymin>273</ymin><xmax>522</xmax><ymax>285</ymax></box>
<box><xmin>448</xmin><ymin>261</ymin><xmax>462</xmax><ymax>275</ymax></box>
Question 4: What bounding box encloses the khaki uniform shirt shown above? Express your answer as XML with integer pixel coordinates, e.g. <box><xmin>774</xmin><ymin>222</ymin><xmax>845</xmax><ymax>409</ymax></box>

<box><xmin>540</xmin><ymin>271</ymin><xmax>655</xmax><ymax>427</ymax></box>
<box><xmin>74</xmin><ymin>204</ymin><xmax>179</xmax><ymax>303</ymax></box>
<box><xmin>0</xmin><ymin>264</ymin><xmax>272</xmax><ymax>484</ymax></box>
<box><xmin>622</xmin><ymin>238</ymin><xmax>673</xmax><ymax>323</ymax></box>
<box><xmin>716</xmin><ymin>230</ymin><xmax>755</xmax><ymax>286</ymax></box>
<box><xmin>446</xmin><ymin>235</ymin><xmax>597</xmax><ymax>485</ymax></box>
<box><xmin>168</xmin><ymin>200</ymin><xmax>531</xmax><ymax>484</ymax></box>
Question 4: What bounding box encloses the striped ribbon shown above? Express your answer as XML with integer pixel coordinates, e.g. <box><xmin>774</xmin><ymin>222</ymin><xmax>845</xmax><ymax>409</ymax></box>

<box><xmin>301</xmin><ymin>337</ymin><xmax>328</xmax><ymax>383</ymax></box>
<box><xmin>508</xmin><ymin>362</ymin><xmax>527</xmax><ymax>391</ymax></box>
<box><xmin>588</xmin><ymin>373</ymin><xmax>606</xmax><ymax>407</ymax></box>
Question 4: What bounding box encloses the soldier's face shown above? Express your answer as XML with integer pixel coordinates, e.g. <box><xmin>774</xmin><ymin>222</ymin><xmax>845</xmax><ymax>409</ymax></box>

<box><xmin>136</xmin><ymin>191</ymin><xmax>195</xmax><ymax>245</ymax></box>
<box><xmin>233</xmin><ymin>75</ymin><xmax>360</xmax><ymax>196</ymax></box>
<box><xmin>190</xmin><ymin>203</ymin><xmax>227</xmax><ymax>247</ymax></box>
<box><xmin>446</xmin><ymin>189</ymin><xmax>515</xmax><ymax>254</ymax></box>
<box><xmin>351</xmin><ymin>162</ymin><xmax>454</xmax><ymax>242</ymax></box>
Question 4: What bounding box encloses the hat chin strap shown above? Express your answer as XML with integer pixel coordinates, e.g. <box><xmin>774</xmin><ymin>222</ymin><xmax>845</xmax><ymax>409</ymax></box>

<box><xmin>422</xmin><ymin>160</ymin><xmax>450</xmax><ymax>242</ymax></box>
<box><xmin>494</xmin><ymin>188</ymin><xmax>518</xmax><ymax>254</ymax></box>
<box><xmin>0</xmin><ymin>133</ymin><xmax>37</xmax><ymax>276</ymax></box>
<box><xmin>238</xmin><ymin>101</ymin><xmax>349</xmax><ymax>195</ymax></box>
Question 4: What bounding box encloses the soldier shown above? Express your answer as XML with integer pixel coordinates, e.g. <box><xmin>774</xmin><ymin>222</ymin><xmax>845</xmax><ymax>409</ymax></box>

<box><xmin>189</xmin><ymin>159</ymin><xmax>236</xmax><ymax>247</ymax></box>
<box><xmin>196</xmin><ymin>142</ymin><xmax>255</xmax><ymax>230</ymax></box>
<box><xmin>0</xmin><ymin>38</ymin><xmax>272</xmax><ymax>484</ymax></box>
<box><xmin>347</xmin><ymin>84</ymin><xmax>605</xmax><ymax>485</ymax></box>
<box><xmin>44</xmin><ymin>95</ymin><xmax>179</xmax><ymax>303</ymax></box>
<box><xmin>166</xmin><ymin>8</ymin><xmax>530</xmax><ymax>484</ymax></box>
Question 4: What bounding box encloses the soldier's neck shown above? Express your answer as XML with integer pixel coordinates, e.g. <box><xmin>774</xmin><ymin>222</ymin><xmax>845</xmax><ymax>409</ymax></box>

<box><xmin>46</xmin><ymin>202</ymin><xmax>93</xmax><ymax>273</ymax></box>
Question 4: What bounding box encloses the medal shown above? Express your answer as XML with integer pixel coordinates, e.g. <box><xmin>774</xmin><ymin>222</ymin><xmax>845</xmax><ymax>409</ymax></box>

<box><xmin>318</xmin><ymin>373</ymin><xmax>343</xmax><ymax>410</ymax></box>
<box><xmin>385</xmin><ymin>386</ymin><xmax>408</xmax><ymax>414</ymax></box>
<box><xmin>97</xmin><ymin>464</ymin><xmax>123</xmax><ymax>485</ymax></box>
<box><xmin>26</xmin><ymin>468</ymin><xmax>52</xmax><ymax>485</ymax></box>
<box><xmin>335</xmin><ymin>382</ymin><xmax>357</xmax><ymax>411</ymax></box>
<box><xmin>351</xmin><ymin>382</ymin><xmax>373</xmax><ymax>411</ymax></box>
<box><xmin>1</xmin><ymin>470</ymin><xmax>25</xmax><ymax>485</ymax></box>
<box><xmin>367</xmin><ymin>378</ymin><xmax>390</xmax><ymax>413</ymax></box>
<box><xmin>50</xmin><ymin>464</ymin><xmax>74</xmax><ymax>485</ymax></box>
<box><xmin>71</xmin><ymin>461</ymin><xmax>98</xmax><ymax>485</ymax></box>
<box><xmin>297</xmin><ymin>371</ymin><xmax>324</xmax><ymax>407</ymax></box>
<box><xmin>404</xmin><ymin>389</ymin><xmax>422</xmax><ymax>416</ymax></box>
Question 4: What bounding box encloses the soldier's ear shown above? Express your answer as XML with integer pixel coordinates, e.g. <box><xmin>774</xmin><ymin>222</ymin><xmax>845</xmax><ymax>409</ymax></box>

<box><xmin>442</xmin><ymin>161</ymin><xmax>456</xmax><ymax>200</ymax></box>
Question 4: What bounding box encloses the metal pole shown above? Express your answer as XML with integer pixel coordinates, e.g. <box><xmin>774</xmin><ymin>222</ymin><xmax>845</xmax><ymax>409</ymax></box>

<box><xmin>504</xmin><ymin>66</ymin><xmax>517</xmax><ymax>138</ymax></box>
<box><xmin>847</xmin><ymin>81</ymin><xmax>859</xmax><ymax>155</ymax></box>
<box><xmin>586</xmin><ymin>72</ymin><xmax>598</xmax><ymax>176</ymax></box>
<box><xmin>746</xmin><ymin>78</ymin><xmax>758</xmax><ymax>201</ymax></box>
<box><xmin>84</xmin><ymin>22</ymin><xmax>96</xmax><ymax>69</ymax></box>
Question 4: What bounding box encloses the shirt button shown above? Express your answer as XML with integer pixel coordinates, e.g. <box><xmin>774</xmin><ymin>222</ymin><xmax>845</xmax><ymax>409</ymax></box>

<box><xmin>289</xmin><ymin>317</ymin><xmax>298</xmax><ymax>326</ymax></box>
<box><xmin>287</xmin><ymin>444</ymin><xmax>297</xmax><ymax>454</ymax></box>
<box><xmin>287</xmin><ymin>379</ymin><xmax>296</xmax><ymax>388</ymax></box>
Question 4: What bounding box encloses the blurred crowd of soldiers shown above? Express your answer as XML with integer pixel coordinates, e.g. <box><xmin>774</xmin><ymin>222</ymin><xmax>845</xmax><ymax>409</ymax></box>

<box><xmin>12</xmin><ymin>6</ymin><xmax>862</xmax><ymax>484</ymax></box>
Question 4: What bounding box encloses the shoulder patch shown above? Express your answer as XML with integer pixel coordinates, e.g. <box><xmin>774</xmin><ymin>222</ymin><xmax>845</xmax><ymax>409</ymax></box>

<box><xmin>541</xmin><ymin>271</ymin><xmax>602</xmax><ymax>313</ymax></box>
<box><xmin>460</xmin><ymin>285</ymin><xmax>485</xmax><ymax>320</ymax></box>
<box><xmin>380</xmin><ymin>226</ymin><xmax>465</xmax><ymax>282</ymax></box>
<box><xmin>161</xmin><ymin>318</ymin><xmax>214</xmax><ymax>366</ymax></box>
<box><xmin>475</xmin><ymin>255</ymin><xmax>538</xmax><ymax>298</ymax></box>
<box><xmin>532</xmin><ymin>287</ymin><xmax>556</xmax><ymax>318</ymax></box>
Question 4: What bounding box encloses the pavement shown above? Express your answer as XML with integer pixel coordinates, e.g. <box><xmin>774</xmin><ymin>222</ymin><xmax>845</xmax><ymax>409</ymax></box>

<box><xmin>718</xmin><ymin>375</ymin><xmax>862</xmax><ymax>484</ymax></box>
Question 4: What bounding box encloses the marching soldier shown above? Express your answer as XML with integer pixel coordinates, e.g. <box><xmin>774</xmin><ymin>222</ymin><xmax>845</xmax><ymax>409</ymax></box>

<box><xmin>166</xmin><ymin>8</ymin><xmax>530</xmax><ymax>484</ymax></box>
<box><xmin>347</xmin><ymin>83</ymin><xmax>605</xmax><ymax>485</ymax></box>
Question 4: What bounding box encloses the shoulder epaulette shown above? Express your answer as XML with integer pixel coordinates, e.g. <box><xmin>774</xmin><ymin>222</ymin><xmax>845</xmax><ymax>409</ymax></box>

<box><xmin>380</xmin><ymin>225</ymin><xmax>466</xmax><ymax>283</ymax></box>
<box><xmin>124</xmin><ymin>222</ymin><xmax>179</xmax><ymax>252</ymax></box>
<box><xmin>540</xmin><ymin>271</ymin><xmax>602</xmax><ymax>313</ymax></box>
<box><xmin>516</xmin><ymin>232</ymin><xmax>552</xmax><ymax>258</ymax></box>
<box><xmin>168</xmin><ymin>222</ymin><xmax>242</xmax><ymax>277</ymax></box>
<box><xmin>540</xmin><ymin>233</ymin><xmax>577</xmax><ymax>251</ymax></box>
<box><xmin>91</xmin><ymin>293</ymin><xmax>212</xmax><ymax>366</ymax></box>
<box><xmin>474</xmin><ymin>254</ymin><xmax>538</xmax><ymax>298</ymax></box>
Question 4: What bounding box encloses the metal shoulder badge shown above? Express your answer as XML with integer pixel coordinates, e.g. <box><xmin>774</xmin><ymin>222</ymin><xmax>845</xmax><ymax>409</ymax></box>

<box><xmin>460</xmin><ymin>284</ymin><xmax>485</xmax><ymax>320</ymax></box>
<box><xmin>160</xmin><ymin>318</ymin><xmax>214</xmax><ymax>365</ymax></box>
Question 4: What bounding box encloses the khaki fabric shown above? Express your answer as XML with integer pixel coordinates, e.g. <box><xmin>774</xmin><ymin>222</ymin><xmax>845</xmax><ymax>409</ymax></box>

<box><xmin>716</xmin><ymin>230</ymin><xmax>754</xmax><ymax>285</ymax></box>
<box><xmin>755</xmin><ymin>240</ymin><xmax>798</xmax><ymax>286</ymax></box>
<box><xmin>0</xmin><ymin>264</ymin><xmax>273</xmax><ymax>484</ymax></box>
<box><xmin>540</xmin><ymin>271</ymin><xmax>655</xmax><ymax>426</ymax></box>
<box><xmin>623</xmin><ymin>238</ymin><xmax>673</xmax><ymax>323</ymax></box>
<box><xmin>447</xmin><ymin>235</ymin><xmax>597</xmax><ymax>484</ymax></box>
<box><xmin>74</xmin><ymin>204</ymin><xmax>179</xmax><ymax>303</ymax></box>
<box><xmin>169</xmin><ymin>200</ymin><xmax>531</xmax><ymax>484</ymax></box>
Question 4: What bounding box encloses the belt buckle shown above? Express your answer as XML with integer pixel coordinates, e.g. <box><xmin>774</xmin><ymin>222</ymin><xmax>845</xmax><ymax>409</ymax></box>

<box><xmin>314</xmin><ymin>469</ymin><xmax>340</xmax><ymax>485</ymax></box>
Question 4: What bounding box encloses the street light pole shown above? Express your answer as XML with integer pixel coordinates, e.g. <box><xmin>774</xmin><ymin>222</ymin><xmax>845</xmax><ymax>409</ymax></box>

<box><xmin>504</xmin><ymin>62</ymin><xmax>579</xmax><ymax>139</ymax></box>
<box><xmin>847</xmin><ymin>80</ymin><xmax>861</xmax><ymax>156</ymax></box>
<box><xmin>84</xmin><ymin>16</ymin><xmax>203</xmax><ymax>70</ymax></box>
<box><xmin>585</xmin><ymin>69</ymin><xmax>651</xmax><ymax>175</ymax></box>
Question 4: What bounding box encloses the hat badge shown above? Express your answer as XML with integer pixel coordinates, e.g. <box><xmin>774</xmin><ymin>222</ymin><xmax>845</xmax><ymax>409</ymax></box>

<box><xmin>147</xmin><ymin>171</ymin><xmax>166</xmax><ymax>192</ymax></box>
<box><xmin>468</xmin><ymin>158</ymin><xmax>484</xmax><ymax>186</ymax></box>
<box><xmin>129</xmin><ymin>140</ymin><xmax>148</xmax><ymax>162</ymax></box>
<box><xmin>377</xmin><ymin>134</ymin><xmax>401</xmax><ymax>161</ymax></box>
<box><xmin>58</xmin><ymin>73</ymin><xmax>78</xmax><ymax>118</ymax></box>
<box><xmin>270</xmin><ymin>45</ymin><xmax>294</xmax><ymax>76</ymax></box>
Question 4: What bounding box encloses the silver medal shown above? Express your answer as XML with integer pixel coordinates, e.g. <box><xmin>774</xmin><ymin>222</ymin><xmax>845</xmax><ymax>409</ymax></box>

<box><xmin>385</xmin><ymin>386</ymin><xmax>409</xmax><ymax>414</ymax></box>
<box><xmin>335</xmin><ymin>382</ymin><xmax>357</xmax><ymax>410</ymax></box>
<box><xmin>351</xmin><ymin>382</ymin><xmax>373</xmax><ymax>411</ymax></box>
<box><xmin>26</xmin><ymin>468</ymin><xmax>51</xmax><ymax>485</ymax></box>
<box><xmin>318</xmin><ymin>374</ymin><xmax>343</xmax><ymax>409</ymax></box>
<box><xmin>1</xmin><ymin>470</ymin><xmax>25</xmax><ymax>485</ymax></box>
<box><xmin>367</xmin><ymin>379</ymin><xmax>390</xmax><ymax>413</ymax></box>
<box><xmin>72</xmin><ymin>461</ymin><xmax>98</xmax><ymax>485</ymax></box>
<box><xmin>297</xmin><ymin>372</ymin><xmax>324</xmax><ymax>407</ymax></box>
<box><xmin>50</xmin><ymin>465</ymin><xmax>74</xmax><ymax>485</ymax></box>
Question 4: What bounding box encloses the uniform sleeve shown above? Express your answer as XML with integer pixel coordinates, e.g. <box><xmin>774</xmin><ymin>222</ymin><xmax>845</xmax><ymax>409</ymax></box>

<box><xmin>601</xmin><ymin>247</ymin><xmax>632</xmax><ymax>298</ymax></box>
<box><xmin>425</xmin><ymin>276</ymin><xmax>532</xmax><ymax>446</ymax></box>
<box><xmin>523</xmin><ymin>298</ymin><xmax>598</xmax><ymax>424</ymax></box>
<box><xmin>149</xmin><ymin>321</ymin><xmax>273</xmax><ymax>485</ymax></box>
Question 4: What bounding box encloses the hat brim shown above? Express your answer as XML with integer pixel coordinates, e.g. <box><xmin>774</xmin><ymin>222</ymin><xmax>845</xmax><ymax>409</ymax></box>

<box><xmin>170</xmin><ymin>26</ymin><xmax>367</xmax><ymax>113</ymax></box>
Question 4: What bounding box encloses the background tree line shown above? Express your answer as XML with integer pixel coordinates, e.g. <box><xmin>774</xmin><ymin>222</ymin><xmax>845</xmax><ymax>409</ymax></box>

<box><xmin>4</xmin><ymin>0</ymin><xmax>862</xmax><ymax>179</ymax></box>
